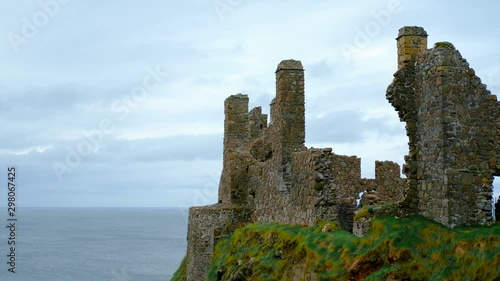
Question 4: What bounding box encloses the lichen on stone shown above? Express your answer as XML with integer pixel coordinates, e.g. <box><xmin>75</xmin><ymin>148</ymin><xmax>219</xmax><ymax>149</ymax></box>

<box><xmin>434</xmin><ymin>41</ymin><xmax>455</xmax><ymax>50</ymax></box>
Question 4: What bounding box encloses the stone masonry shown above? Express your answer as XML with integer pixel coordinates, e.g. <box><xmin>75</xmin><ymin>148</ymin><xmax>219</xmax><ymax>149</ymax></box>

<box><xmin>360</xmin><ymin>161</ymin><xmax>407</xmax><ymax>207</ymax></box>
<box><xmin>187</xmin><ymin>205</ymin><xmax>250</xmax><ymax>281</ymax></box>
<box><xmin>387</xmin><ymin>26</ymin><xmax>500</xmax><ymax>228</ymax></box>
<box><xmin>183</xmin><ymin>26</ymin><xmax>499</xmax><ymax>280</ymax></box>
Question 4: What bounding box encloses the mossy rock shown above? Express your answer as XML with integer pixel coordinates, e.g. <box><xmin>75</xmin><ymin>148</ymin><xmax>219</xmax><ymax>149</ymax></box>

<box><xmin>354</xmin><ymin>202</ymin><xmax>402</xmax><ymax>220</ymax></box>
<box><xmin>434</xmin><ymin>41</ymin><xmax>455</xmax><ymax>50</ymax></box>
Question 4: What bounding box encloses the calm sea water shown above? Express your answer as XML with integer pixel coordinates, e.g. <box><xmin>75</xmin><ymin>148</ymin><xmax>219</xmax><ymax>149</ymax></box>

<box><xmin>0</xmin><ymin>208</ymin><xmax>188</xmax><ymax>281</ymax></box>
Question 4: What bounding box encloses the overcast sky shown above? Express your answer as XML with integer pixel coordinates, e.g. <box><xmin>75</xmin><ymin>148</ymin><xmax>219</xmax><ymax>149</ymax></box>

<box><xmin>1</xmin><ymin>0</ymin><xmax>499</xmax><ymax>208</ymax></box>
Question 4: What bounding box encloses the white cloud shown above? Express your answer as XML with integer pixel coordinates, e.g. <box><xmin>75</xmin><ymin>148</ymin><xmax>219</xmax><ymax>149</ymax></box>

<box><xmin>0</xmin><ymin>145</ymin><xmax>53</xmax><ymax>155</ymax></box>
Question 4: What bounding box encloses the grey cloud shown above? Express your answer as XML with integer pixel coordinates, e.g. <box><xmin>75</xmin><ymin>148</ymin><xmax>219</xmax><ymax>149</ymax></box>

<box><xmin>306</xmin><ymin>59</ymin><xmax>337</xmax><ymax>78</ymax></box>
<box><xmin>1</xmin><ymin>84</ymin><xmax>125</xmax><ymax>120</ymax></box>
<box><xmin>112</xmin><ymin>135</ymin><xmax>223</xmax><ymax>162</ymax></box>
<box><xmin>12</xmin><ymin>134</ymin><xmax>224</xmax><ymax>164</ymax></box>
<box><xmin>0</xmin><ymin>158</ymin><xmax>221</xmax><ymax>207</ymax></box>
<box><xmin>306</xmin><ymin>109</ymin><xmax>405</xmax><ymax>144</ymax></box>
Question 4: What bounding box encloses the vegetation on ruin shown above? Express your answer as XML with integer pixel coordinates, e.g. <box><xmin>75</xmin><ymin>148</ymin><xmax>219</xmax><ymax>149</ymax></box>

<box><xmin>434</xmin><ymin>41</ymin><xmax>455</xmax><ymax>49</ymax></box>
<box><xmin>353</xmin><ymin>202</ymin><xmax>402</xmax><ymax>220</ymax></box>
<box><xmin>191</xmin><ymin>216</ymin><xmax>500</xmax><ymax>281</ymax></box>
<box><xmin>171</xmin><ymin>256</ymin><xmax>188</xmax><ymax>281</ymax></box>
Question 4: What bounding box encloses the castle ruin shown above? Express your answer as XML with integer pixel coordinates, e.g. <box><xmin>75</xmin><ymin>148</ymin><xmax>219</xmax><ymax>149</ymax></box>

<box><xmin>388</xmin><ymin>27</ymin><xmax>500</xmax><ymax>227</ymax></box>
<box><xmin>184</xmin><ymin>26</ymin><xmax>500</xmax><ymax>280</ymax></box>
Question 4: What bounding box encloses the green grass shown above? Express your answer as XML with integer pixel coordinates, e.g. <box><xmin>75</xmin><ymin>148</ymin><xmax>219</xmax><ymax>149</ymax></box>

<box><xmin>205</xmin><ymin>216</ymin><xmax>500</xmax><ymax>280</ymax></box>
<box><xmin>171</xmin><ymin>256</ymin><xmax>187</xmax><ymax>281</ymax></box>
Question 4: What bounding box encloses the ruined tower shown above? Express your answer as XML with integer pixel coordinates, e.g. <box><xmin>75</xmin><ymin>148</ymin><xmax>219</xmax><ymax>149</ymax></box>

<box><xmin>273</xmin><ymin>60</ymin><xmax>306</xmax><ymax>165</ymax></box>
<box><xmin>269</xmin><ymin>60</ymin><xmax>307</xmax><ymax>191</ymax></box>
<box><xmin>388</xmin><ymin>26</ymin><xmax>500</xmax><ymax>227</ymax></box>
<box><xmin>218</xmin><ymin>94</ymin><xmax>250</xmax><ymax>205</ymax></box>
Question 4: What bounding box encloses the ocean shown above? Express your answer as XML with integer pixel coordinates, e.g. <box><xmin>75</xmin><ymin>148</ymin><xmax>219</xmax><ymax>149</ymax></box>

<box><xmin>0</xmin><ymin>208</ymin><xmax>188</xmax><ymax>281</ymax></box>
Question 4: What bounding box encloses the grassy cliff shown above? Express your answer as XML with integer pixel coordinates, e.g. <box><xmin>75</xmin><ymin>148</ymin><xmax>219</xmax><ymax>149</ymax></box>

<box><xmin>171</xmin><ymin>256</ymin><xmax>188</xmax><ymax>281</ymax></box>
<box><xmin>172</xmin><ymin>216</ymin><xmax>500</xmax><ymax>280</ymax></box>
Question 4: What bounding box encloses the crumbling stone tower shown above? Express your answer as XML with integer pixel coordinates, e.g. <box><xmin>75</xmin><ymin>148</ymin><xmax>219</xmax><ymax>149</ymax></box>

<box><xmin>218</xmin><ymin>94</ymin><xmax>253</xmax><ymax>205</ymax></box>
<box><xmin>272</xmin><ymin>60</ymin><xmax>306</xmax><ymax>164</ymax></box>
<box><xmin>387</xmin><ymin>26</ymin><xmax>500</xmax><ymax>227</ymax></box>
<box><xmin>270</xmin><ymin>60</ymin><xmax>307</xmax><ymax>189</ymax></box>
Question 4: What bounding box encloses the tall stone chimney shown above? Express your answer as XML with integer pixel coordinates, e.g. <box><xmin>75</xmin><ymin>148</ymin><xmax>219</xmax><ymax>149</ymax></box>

<box><xmin>274</xmin><ymin>59</ymin><xmax>306</xmax><ymax>165</ymax></box>
<box><xmin>396</xmin><ymin>26</ymin><xmax>428</xmax><ymax>69</ymax></box>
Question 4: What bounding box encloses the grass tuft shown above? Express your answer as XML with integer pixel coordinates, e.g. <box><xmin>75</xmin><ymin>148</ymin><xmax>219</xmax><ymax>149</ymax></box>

<box><xmin>434</xmin><ymin>41</ymin><xmax>456</xmax><ymax>49</ymax></box>
<box><xmin>170</xmin><ymin>256</ymin><xmax>187</xmax><ymax>281</ymax></box>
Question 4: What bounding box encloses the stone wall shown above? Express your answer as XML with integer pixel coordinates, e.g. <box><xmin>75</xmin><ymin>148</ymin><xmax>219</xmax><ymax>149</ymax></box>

<box><xmin>360</xmin><ymin>161</ymin><xmax>407</xmax><ymax>206</ymax></box>
<box><xmin>218</xmin><ymin>94</ymin><xmax>251</xmax><ymax>205</ymax></box>
<box><xmin>251</xmin><ymin>148</ymin><xmax>363</xmax><ymax>229</ymax></box>
<box><xmin>387</xmin><ymin>26</ymin><xmax>499</xmax><ymax>227</ymax></box>
<box><xmin>186</xmin><ymin>205</ymin><xmax>251</xmax><ymax>281</ymax></box>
